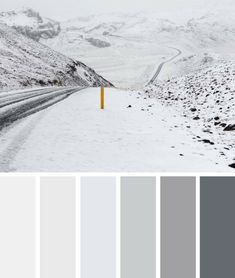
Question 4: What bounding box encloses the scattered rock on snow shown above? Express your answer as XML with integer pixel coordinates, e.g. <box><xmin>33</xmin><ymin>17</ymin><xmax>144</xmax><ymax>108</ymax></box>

<box><xmin>200</xmin><ymin>139</ymin><xmax>215</xmax><ymax>145</ymax></box>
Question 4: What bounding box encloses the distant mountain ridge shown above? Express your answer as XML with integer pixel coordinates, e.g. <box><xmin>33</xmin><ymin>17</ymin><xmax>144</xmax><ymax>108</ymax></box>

<box><xmin>0</xmin><ymin>8</ymin><xmax>234</xmax><ymax>88</ymax></box>
<box><xmin>0</xmin><ymin>8</ymin><xmax>61</xmax><ymax>41</ymax></box>
<box><xmin>1</xmin><ymin>9</ymin><xmax>234</xmax><ymax>53</ymax></box>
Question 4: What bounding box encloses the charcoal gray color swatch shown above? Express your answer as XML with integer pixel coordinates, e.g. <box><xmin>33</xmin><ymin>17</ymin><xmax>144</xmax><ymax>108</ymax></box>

<box><xmin>81</xmin><ymin>177</ymin><xmax>116</xmax><ymax>278</ymax></box>
<box><xmin>161</xmin><ymin>177</ymin><xmax>196</xmax><ymax>278</ymax></box>
<box><xmin>201</xmin><ymin>177</ymin><xmax>235</xmax><ymax>278</ymax></box>
<box><xmin>0</xmin><ymin>177</ymin><xmax>35</xmax><ymax>278</ymax></box>
<box><xmin>40</xmin><ymin>177</ymin><xmax>76</xmax><ymax>278</ymax></box>
<box><xmin>121</xmin><ymin>177</ymin><xmax>156</xmax><ymax>278</ymax></box>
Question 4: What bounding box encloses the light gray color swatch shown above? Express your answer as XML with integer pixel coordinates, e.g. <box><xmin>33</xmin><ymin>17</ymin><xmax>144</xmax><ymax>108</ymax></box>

<box><xmin>161</xmin><ymin>177</ymin><xmax>196</xmax><ymax>278</ymax></box>
<box><xmin>81</xmin><ymin>177</ymin><xmax>116</xmax><ymax>278</ymax></box>
<box><xmin>40</xmin><ymin>177</ymin><xmax>76</xmax><ymax>278</ymax></box>
<box><xmin>121</xmin><ymin>177</ymin><xmax>156</xmax><ymax>278</ymax></box>
<box><xmin>201</xmin><ymin>177</ymin><xmax>235</xmax><ymax>278</ymax></box>
<box><xmin>0</xmin><ymin>177</ymin><xmax>35</xmax><ymax>278</ymax></box>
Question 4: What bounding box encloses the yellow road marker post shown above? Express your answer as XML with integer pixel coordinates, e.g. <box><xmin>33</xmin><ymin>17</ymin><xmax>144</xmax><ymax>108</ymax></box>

<box><xmin>100</xmin><ymin>86</ymin><xmax>105</xmax><ymax>109</ymax></box>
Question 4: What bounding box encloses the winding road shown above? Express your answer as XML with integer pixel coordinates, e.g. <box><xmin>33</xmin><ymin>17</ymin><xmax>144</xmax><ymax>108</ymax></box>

<box><xmin>0</xmin><ymin>46</ymin><xmax>182</xmax><ymax>132</ymax></box>
<box><xmin>147</xmin><ymin>47</ymin><xmax>182</xmax><ymax>84</ymax></box>
<box><xmin>0</xmin><ymin>86</ymin><xmax>82</xmax><ymax>131</ymax></box>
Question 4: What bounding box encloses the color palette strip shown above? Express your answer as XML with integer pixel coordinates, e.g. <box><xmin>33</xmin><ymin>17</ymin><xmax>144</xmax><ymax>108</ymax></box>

<box><xmin>0</xmin><ymin>175</ymin><xmax>235</xmax><ymax>278</ymax></box>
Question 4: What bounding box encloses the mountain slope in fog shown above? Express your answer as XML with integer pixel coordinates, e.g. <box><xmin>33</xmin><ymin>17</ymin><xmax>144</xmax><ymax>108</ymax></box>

<box><xmin>44</xmin><ymin>11</ymin><xmax>235</xmax><ymax>52</ymax></box>
<box><xmin>0</xmin><ymin>8</ymin><xmax>61</xmax><ymax>41</ymax></box>
<box><xmin>0</xmin><ymin>22</ymin><xmax>112</xmax><ymax>89</ymax></box>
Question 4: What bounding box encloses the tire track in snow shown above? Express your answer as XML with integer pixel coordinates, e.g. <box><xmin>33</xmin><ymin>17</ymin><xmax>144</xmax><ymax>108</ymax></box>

<box><xmin>0</xmin><ymin>113</ymin><xmax>45</xmax><ymax>172</ymax></box>
<box><xmin>0</xmin><ymin>87</ymin><xmax>82</xmax><ymax>131</ymax></box>
<box><xmin>0</xmin><ymin>87</ymin><xmax>83</xmax><ymax>171</ymax></box>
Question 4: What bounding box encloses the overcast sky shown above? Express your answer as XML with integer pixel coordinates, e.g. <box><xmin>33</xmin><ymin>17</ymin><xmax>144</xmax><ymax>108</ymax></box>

<box><xmin>1</xmin><ymin>0</ymin><xmax>233</xmax><ymax>20</ymax></box>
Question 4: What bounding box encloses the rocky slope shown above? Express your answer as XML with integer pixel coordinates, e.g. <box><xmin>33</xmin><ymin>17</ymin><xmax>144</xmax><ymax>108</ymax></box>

<box><xmin>144</xmin><ymin>60</ymin><xmax>235</xmax><ymax>166</ymax></box>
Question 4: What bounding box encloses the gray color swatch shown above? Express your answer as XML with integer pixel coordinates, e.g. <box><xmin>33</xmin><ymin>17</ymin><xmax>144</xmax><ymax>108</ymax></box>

<box><xmin>81</xmin><ymin>177</ymin><xmax>116</xmax><ymax>278</ymax></box>
<box><xmin>121</xmin><ymin>177</ymin><xmax>156</xmax><ymax>278</ymax></box>
<box><xmin>201</xmin><ymin>177</ymin><xmax>235</xmax><ymax>278</ymax></box>
<box><xmin>161</xmin><ymin>177</ymin><xmax>196</xmax><ymax>278</ymax></box>
<box><xmin>0</xmin><ymin>177</ymin><xmax>35</xmax><ymax>278</ymax></box>
<box><xmin>40</xmin><ymin>177</ymin><xmax>76</xmax><ymax>278</ymax></box>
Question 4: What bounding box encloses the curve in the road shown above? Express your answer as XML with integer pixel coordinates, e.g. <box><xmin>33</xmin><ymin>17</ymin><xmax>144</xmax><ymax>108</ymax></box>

<box><xmin>147</xmin><ymin>47</ymin><xmax>182</xmax><ymax>85</ymax></box>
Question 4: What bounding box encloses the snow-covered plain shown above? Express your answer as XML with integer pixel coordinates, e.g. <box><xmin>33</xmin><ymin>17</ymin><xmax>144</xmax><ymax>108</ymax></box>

<box><xmin>0</xmin><ymin>88</ymin><xmax>232</xmax><ymax>172</ymax></box>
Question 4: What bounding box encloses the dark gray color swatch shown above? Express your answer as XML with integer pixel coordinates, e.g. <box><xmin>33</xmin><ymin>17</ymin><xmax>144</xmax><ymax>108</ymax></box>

<box><xmin>121</xmin><ymin>177</ymin><xmax>156</xmax><ymax>278</ymax></box>
<box><xmin>81</xmin><ymin>177</ymin><xmax>116</xmax><ymax>278</ymax></box>
<box><xmin>201</xmin><ymin>177</ymin><xmax>235</xmax><ymax>278</ymax></box>
<box><xmin>161</xmin><ymin>177</ymin><xmax>196</xmax><ymax>278</ymax></box>
<box><xmin>40</xmin><ymin>177</ymin><xmax>76</xmax><ymax>278</ymax></box>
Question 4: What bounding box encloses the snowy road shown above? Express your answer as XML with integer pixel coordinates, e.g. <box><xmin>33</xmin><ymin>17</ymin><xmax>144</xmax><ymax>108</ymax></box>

<box><xmin>0</xmin><ymin>87</ymin><xmax>231</xmax><ymax>172</ymax></box>
<box><xmin>0</xmin><ymin>87</ymin><xmax>82</xmax><ymax>130</ymax></box>
<box><xmin>148</xmin><ymin>47</ymin><xmax>182</xmax><ymax>84</ymax></box>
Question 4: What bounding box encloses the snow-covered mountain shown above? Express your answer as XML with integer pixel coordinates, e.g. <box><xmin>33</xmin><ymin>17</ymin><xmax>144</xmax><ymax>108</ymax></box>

<box><xmin>0</xmin><ymin>22</ymin><xmax>112</xmax><ymax>90</ymax></box>
<box><xmin>39</xmin><ymin>11</ymin><xmax>235</xmax><ymax>87</ymax></box>
<box><xmin>1</xmin><ymin>9</ymin><xmax>234</xmax><ymax>87</ymax></box>
<box><xmin>4</xmin><ymin>9</ymin><xmax>234</xmax><ymax>51</ymax></box>
<box><xmin>42</xmin><ymin>11</ymin><xmax>235</xmax><ymax>53</ymax></box>
<box><xmin>0</xmin><ymin>8</ymin><xmax>61</xmax><ymax>41</ymax></box>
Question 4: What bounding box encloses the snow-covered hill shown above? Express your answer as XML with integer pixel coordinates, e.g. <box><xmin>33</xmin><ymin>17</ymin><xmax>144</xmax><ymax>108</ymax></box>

<box><xmin>145</xmin><ymin>60</ymin><xmax>235</xmax><ymax>164</ymax></box>
<box><xmin>0</xmin><ymin>8</ymin><xmax>61</xmax><ymax>41</ymax></box>
<box><xmin>0</xmin><ymin>22</ymin><xmax>112</xmax><ymax>90</ymax></box>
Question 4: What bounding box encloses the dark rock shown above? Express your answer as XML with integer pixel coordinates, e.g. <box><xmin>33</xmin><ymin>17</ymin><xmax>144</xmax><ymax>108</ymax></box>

<box><xmin>200</xmin><ymin>139</ymin><xmax>215</xmax><ymax>145</ymax></box>
<box><xmin>224</xmin><ymin>124</ymin><xmax>235</xmax><ymax>131</ymax></box>
<box><xmin>86</xmin><ymin>38</ymin><xmax>111</xmax><ymax>48</ymax></box>
<box><xmin>228</xmin><ymin>163</ymin><xmax>235</xmax><ymax>169</ymax></box>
